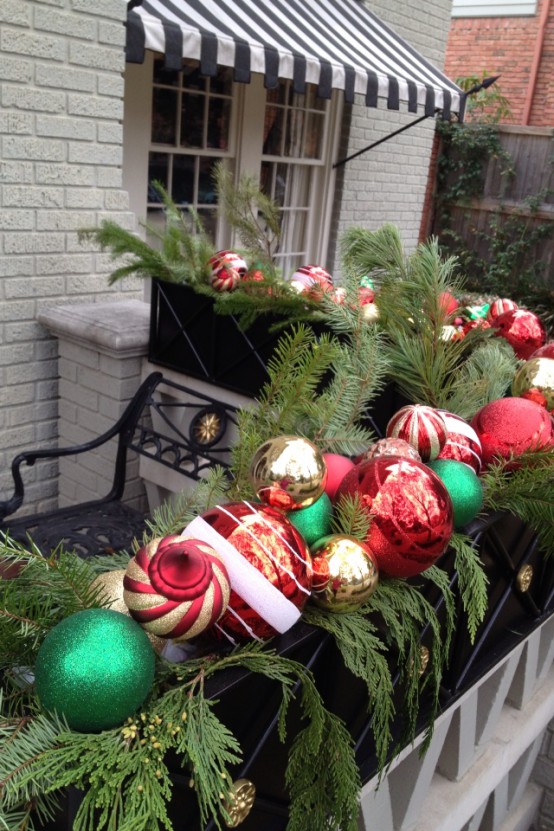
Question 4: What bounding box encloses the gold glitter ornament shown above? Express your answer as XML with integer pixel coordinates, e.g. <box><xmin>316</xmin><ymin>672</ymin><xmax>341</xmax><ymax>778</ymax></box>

<box><xmin>361</xmin><ymin>302</ymin><xmax>379</xmax><ymax>323</ymax></box>
<box><xmin>249</xmin><ymin>435</ymin><xmax>327</xmax><ymax>511</ymax></box>
<box><xmin>90</xmin><ymin>570</ymin><xmax>165</xmax><ymax>655</ymax></box>
<box><xmin>311</xmin><ymin>534</ymin><xmax>379</xmax><ymax>612</ymax></box>
<box><xmin>512</xmin><ymin>357</ymin><xmax>554</xmax><ymax>411</ymax></box>
<box><xmin>223</xmin><ymin>779</ymin><xmax>256</xmax><ymax>827</ymax></box>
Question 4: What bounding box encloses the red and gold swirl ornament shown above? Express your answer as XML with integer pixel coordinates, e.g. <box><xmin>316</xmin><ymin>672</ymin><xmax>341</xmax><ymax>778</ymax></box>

<box><xmin>123</xmin><ymin>534</ymin><xmax>230</xmax><ymax>641</ymax></box>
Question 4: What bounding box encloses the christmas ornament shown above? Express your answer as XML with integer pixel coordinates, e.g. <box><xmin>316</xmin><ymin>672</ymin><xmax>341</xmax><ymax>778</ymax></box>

<box><xmin>335</xmin><ymin>456</ymin><xmax>453</xmax><ymax>578</ymax></box>
<box><xmin>441</xmin><ymin>325</ymin><xmax>463</xmax><ymax>341</ymax></box>
<box><xmin>34</xmin><ymin>608</ymin><xmax>155</xmax><ymax>732</ymax></box>
<box><xmin>492</xmin><ymin>308</ymin><xmax>546</xmax><ymax>359</ymax></box>
<box><xmin>289</xmin><ymin>265</ymin><xmax>333</xmax><ymax>292</ymax></box>
<box><xmin>361</xmin><ymin>302</ymin><xmax>379</xmax><ymax>323</ymax></box>
<box><xmin>462</xmin><ymin>304</ymin><xmax>490</xmax><ymax>320</ymax></box>
<box><xmin>242</xmin><ymin>267</ymin><xmax>265</xmax><ymax>283</ymax></box>
<box><xmin>386</xmin><ymin>404</ymin><xmax>448</xmax><ymax>462</ymax></box>
<box><xmin>427</xmin><ymin>459</ymin><xmax>483</xmax><ymax>528</ymax></box>
<box><xmin>358</xmin><ymin>286</ymin><xmax>375</xmax><ymax>305</ymax></box>
<box><xmin>512</xmin><ymin>357</ymin><xmax>554</xmax><ymax>411</ymax></box>
<box><xmin>470</xmin><ymin>396</ymin><xmax>554</xmax><ymax>466</ymax></box>
<box><xmin>487</xmin><ymin>298</ymin><xmax>518</xmax><ymax>321</ymax></box>
<box><xmin>359</xmin><ymin>437</ymin><xmax>421</xmax><ymax>463</ymax></box>
<box><xmin>288</xmin><ymin>492</ymin><xmax>333</xmax><ymax>546</ymax></box>
<box><xmin>184</xmin><ymin>501</ymin><xmax>312</xmax><ymax>641</ymax></box>
<box><xmin>249</xmin><ymin>435</ymin><xmax>327</xmax><ymax>511</ymax></box>
<box><xmin>438</xmin><ymin>291</ymin><xmax>459</xmax><ymax>316</ymax></box>
<box><xmin>311</xmin><ymin>534</ymin><xmax>379</xmax><ymax>612</ymax></box>
<box><xmin>208</xmin><ymin>250</ymin><xmax>247</xmax><ymax>279</ymax></box>
<box><xmin>462</xmin><ymin>318</ymin><xmax>491</xmax><ymax>336</ymax></box>
<box><xmin>331</xmin><ymin>286</ymin><xmax>347</xmax><ymax>305</ymax></box>
<box><xmin>437</xmin><ymin>411</ymin><xmax>482</xmax><ymax>474</ymax></box>
<box><xmin>91</xmin><ymin>570</ymin><xmax>165</xmax><ymax>654</ymax></box>
<box><xmin>210</xmin><ymin>267</ymin><xmax>240</xmax><ymax>292</ymax></box>
<box><xmin>359</xmin><ymin>275</ymin><xmax>374</xmax><ymax>289</ymax></box>
<box><xmin>123</xmin><ymin>535</ymin><xmax>230</xmax><ymax>641</ymax></box>
<box><xmin>531</xmin><ymin>343</ymin><xmax>554</xmax><ymax>359</ymax></box>
<box><xmin>223</xmin><ymin>779</ymin><xmax>256</xmax><ymax>828</ymax></box>
<box><xmin>322</xmin><ymin>452</ymin><xmax>355</xmax><ymax>501</ymax></box>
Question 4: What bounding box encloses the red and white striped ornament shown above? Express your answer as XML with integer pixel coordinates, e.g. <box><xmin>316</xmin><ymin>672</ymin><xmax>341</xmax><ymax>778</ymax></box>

<box><xmin>208</xmin><ymin>250</ymin><xmax>247</xmax><ymax>277</ymax></box>
<box><xmin>123</xmin><ymin>534</ymin><xmax>230</xmax><ymax>641</ymax></box>
<box><xmin>437</xmin><ymin>411</ymin><xmax>483</xmax><ymax>474</ymax></box>
<box><xmin>487</xmin><ymin>298</ymin><xmax>518</xmax><ymax>322</ymax></box>
<box><xmin>210</xmin><ymin>266</ymin><xmax>240</xmax><ymax>292</ymax></box>
<box><xmin>289</xmin><ymin>265</ymin><xmax>333</xmax><ymax>293</ymax></box>
<box><xmin>184</xmin><ymin>501</ymin><xmax>312</xmax><ymax>643</ymax></box>
<box><xmin>386</xmin><ymin>404</ymin><xmax>448</xmax><ymax>462</ymax></box>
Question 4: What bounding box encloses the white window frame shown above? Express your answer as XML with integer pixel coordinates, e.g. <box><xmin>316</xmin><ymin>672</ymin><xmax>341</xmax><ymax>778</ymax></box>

<box><xmin>451</xmin><ymin>0</ymin><xmax>537</xmax><ymax>17</ymax></box>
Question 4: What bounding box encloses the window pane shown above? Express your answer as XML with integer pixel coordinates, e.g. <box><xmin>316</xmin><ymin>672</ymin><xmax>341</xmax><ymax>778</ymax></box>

<box><xmin>148</xmin><ymin>152</ymin><xmax>169</xmax><ymax>202</ymax></box>
<box><xmin>263</xmin><ymin>106</ymin><xmax>284</xmax><ymax>155</ymax></box>
<box><xmin>207</xmin><ymin>98</ymin><xmax>231</xmax><ymax>150</ymax></box>
<box><xmin>267</xmin><ymin>82</ymin><xmax>288</xmax><ymax>105</ymax></box>
<box><xmin>182</xmin><ymin>64</ymin><xmax>206</xmax><ymax>91</ymax></box>
<box><xmin>285</xmin><ymin>109</ymin><xmax>304</xmax><ymax>157</ymax></box>
<box><xmin>181</xmin><ymin>93</ymin><xmax>205</xmax><ymax>148</ymax></box>
<box><xmin>198</xmin><ymin>157</ymin><xmax>219</xmax><ymax>205</ymax></box>
<box><xmin>172</xmin><ymin>155</ymin><xmax>195</xmax><ymax>205</ymax></box>
<box><xmin>153</xmin><ymin>60</ymin><xmax>179</xmax><ymax>87</ymax></box>
<box><xmin>197</xmin><ymin>208</ymin><xmax>218</xmax><ymax>241</ymax></box>
<box><xmin>145</xmin><ymin>208</ymin><xmax>167</xmax><ymax>248</ymax></box>
<box><xmin>152</xmin><ymin>88</ymin><xmax>177</xmax><ymax>144</ymax></box>
<box><xmin>303</xmin><ymin>112</ymin><xmax>324</xmax><ymax>158</ymax></box>
<box><xmin>210</xmin><ymin>68</ymin><xmax>233</xmax><ymax>95</ymax></box>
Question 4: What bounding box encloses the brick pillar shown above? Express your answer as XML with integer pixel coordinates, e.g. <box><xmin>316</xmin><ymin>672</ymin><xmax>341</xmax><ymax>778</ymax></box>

<box><xmin>38</xmin><ymin>299</ymin><xmax>150</xmax><ymax>512</ymax></box>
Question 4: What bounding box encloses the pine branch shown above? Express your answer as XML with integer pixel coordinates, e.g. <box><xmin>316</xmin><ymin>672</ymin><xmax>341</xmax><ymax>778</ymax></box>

<box><xmin>448</xmin><ymin>532</ymin><xmax>489</xmax><ymax>643</ymax></box>
<box><xmin>331</xmin><ymin>494</ymin><xmax>372</xmax><ymax>541</ymax></box>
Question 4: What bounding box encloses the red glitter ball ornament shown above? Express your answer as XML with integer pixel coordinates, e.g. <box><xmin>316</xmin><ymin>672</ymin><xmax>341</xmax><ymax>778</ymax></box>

<box><xmin>487</xmin><ymin>298</ymin><xmax>518</xmax><ymax>321</ymax></box>
<box><xmin>386</xmin><ymin>404</ymin><xmax>448</xmax><ymax>461</ymax></box>
<box><xmin>492</xmin><ymin>308</ymin><xmax>546</xmax><ymax>359</ymax></box>
<box><xmin>438</xmin><ymin>291</ymin><xmax>459</xmax><ymax>316</ymax></box>
<box><xmin>470</xmin><ymin>397</ymin><xmax>554</xmax><ymax>467</ymax></box>
<box><xmin>335</xmin><ymin>456</ymin><xmax>454</xmax><ymax>578</ymax></box>
<box><xmin>184</xmin><ymin>502</ymin><xmax>312</xmax><ymax>642</ymax></box>
<box><xmin>437</xmin><ymin>411</ymin><xmax>482</xmax><ymax>474</ymax></box>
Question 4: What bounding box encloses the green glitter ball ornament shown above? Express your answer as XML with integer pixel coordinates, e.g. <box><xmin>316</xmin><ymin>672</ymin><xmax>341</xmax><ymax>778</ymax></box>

<box><xmin>427</xmin><ymin>459</ymin><xmax>483</xmax><ymax>529</ymax></box>
<box><xmin>34</xmin><ymin>608</ymin><xmax>155</xmax><ymax>733</ymax></box>
<box><xmin>288</xmin><ymin>492</ymin><xmax>333</xmax><ymax>546</ymax></box>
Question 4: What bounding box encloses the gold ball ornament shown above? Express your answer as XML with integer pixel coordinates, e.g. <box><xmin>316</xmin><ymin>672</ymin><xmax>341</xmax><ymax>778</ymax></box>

<box><xmin>311</xmin><ymin>534</ymin><xmax>379</xmax><ymax>612</ymax></box>
<box><xmin>223</xmin><ymin>779</ymin><xmax>256</xmax><ymax>827</ymax></box>
<box><xmin>512</xmin><ymin>357</ymin><xmax>554</xmax><ymax>411</ymax></box>
<box><xmin>90</xmin><ymin>569</ymin><xmax>165</xmax><ymax>654</ymax></box>
<box><xmin>249</xmin><ymin>435</ymin><xmax>327</xmax><ymax>511</ymax></box>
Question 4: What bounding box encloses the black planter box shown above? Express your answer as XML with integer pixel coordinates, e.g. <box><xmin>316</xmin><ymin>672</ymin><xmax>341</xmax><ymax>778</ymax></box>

<box><xmin>149</xmin><ymin>280</ymin><xmax>300</xmax><ymax>398</ymax></box>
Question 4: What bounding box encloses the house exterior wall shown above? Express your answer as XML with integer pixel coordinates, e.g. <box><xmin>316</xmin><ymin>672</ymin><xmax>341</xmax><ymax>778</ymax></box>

<box><xmin>0</xmin><ymin>0</ymin><xmax>143</xmax><ymax>515</ymax></box>
<box><xmin>444</xmin><ymin>0</ymin><xmax>554</xmax><ymax>125</ymax></box>
<box><xmin>328</xmin><ymin>0</ymin><xmax>454</xmax><ymax>272</ymax></box>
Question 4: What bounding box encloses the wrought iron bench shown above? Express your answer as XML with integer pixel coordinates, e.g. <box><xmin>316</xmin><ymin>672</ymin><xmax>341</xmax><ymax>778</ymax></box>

<box><xmin>0</xmin><ymin>371</ymin><xmax>239</xmax><ymax>558</ymax></box>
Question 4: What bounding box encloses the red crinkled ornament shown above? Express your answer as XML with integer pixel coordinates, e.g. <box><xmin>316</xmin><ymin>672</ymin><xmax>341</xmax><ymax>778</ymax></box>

<box><xmin>184</xmin><ymin>502</ymin><xmax>313</xmax><ymax>642</ymax></box>
<box><xmin>335</xmin><ymin>456</ymin><xmax>454</xmax><ymax>578</ymax></box>
<box><xmin>386</xmin><ymin>404</ymin><xmax>448</xmax><ymax>461</ymax></box>
<box><xmin>437</xmin><ymin>411</ymin><xmax>482</xmax><ymax>474</ymax></box>
<box><xmin>492</xmin><ymin>308</ymin><xmax>546</xmax><ymax>359</ymax></box>
<box><xmin>470</xmin><ymin>397</ymin><xmax>554</xmax><ymax>467</ymax></box>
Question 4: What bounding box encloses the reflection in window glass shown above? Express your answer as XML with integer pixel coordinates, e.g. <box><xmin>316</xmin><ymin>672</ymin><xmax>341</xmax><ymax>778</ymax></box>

<box><xmin>182</xmin><ymin>64</ymin><xmax>206</xmax><ymax>91</ymax></box>
<box><xmin>151</xmin><ymin>88</ymin><xmax>177</xmax><ymax>144</ymax></box>
<box><xmin>263</xmin><ymin>106</ymin><xmax>284</xmax><ymax>155</ymax></box>
<box><xmin>207</xmin><ymin>98</ymin><xmax>231</xmax><ymax>150</ymax></box>
<box><xmin>285</xmin><ymin>109</ymin><xmax>304</xmax><ymax>158</ymax></box>
<box><xmin>153</xmin><ymin>62</ymin><xmax>179</xmax><ymax>86</ymax></box>
<box><xmin>148</xmin><ymin>152</ymin><xmax>169</xmax><ymax>199</ymax></box>
<box><xmin>303</xmin><ymin>111</ymin><xmax>324</xmax><ymax>159</ymax></box>
<box><xmin>172</xmin><ymin>155</ymin><xmax>195</xmax><ymax>205</ymax></box>
<box><xmin>198</xmin><ymin>157</ymin><xmax>219</xmax><ymax>205</ymax></box>
<box><xmin>181</xmin><ymin>93</ymin><xmax>205</xmax><ymax>148</ymax></box>
<box><xmin>210</xmin><ymin>67</ymin><xmax>234</xmax><ymax>95</ymax></box>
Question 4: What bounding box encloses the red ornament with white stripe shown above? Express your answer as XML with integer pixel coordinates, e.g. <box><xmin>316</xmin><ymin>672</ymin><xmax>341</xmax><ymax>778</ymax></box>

<box><xmin>183</xmin><ymin>502</ymin><xmax>312</xmax><ymax>642</ymax></box>
<box><xmin>289</xmin><ymin>265</ymin><xmax>333</xmax><ymax>296</ymax></box>
<box><xmin>487</xmin><ymin>298</ymin><xmax>518</xmax><ymax>322</ymax></box>
<box><xmin>210</xmin><ymin>266</ymin><xmax>240</xmax><ymax>292</ymax></box>
<box><xmin>123</xmin><ymin>535</ymin><xmax>230</xmax><ymax>641</ymax></box>
<box><xmin>386</xmin><ymin>405</ymin><xmax>448</xmax><ymax>462</ymax></box>
<box><xmin>437</xmin><ymin>411</ymin><xmax>483</xmax><ymax>474</ymax></box>
<box><xmin>208</xmin><ymin>250</ymin><xmax>247</xmax><ymax>292</ymax></box>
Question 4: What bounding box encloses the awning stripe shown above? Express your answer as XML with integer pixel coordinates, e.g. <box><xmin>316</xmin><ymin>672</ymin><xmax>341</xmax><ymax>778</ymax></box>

<box><xmin>126</xmin><ymin>0</ymin><xmax>463</xmax><ymax>115</ymax></box>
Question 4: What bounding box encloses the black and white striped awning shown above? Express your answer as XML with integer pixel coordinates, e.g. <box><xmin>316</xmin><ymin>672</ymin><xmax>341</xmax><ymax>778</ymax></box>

<box><xmin>126</xmin><ymin>0</ymin><xmax>464</xmax><ymax>119</ymax></box>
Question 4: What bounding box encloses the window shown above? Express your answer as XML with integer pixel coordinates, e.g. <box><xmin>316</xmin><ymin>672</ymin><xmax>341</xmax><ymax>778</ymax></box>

<box><xmin>451</xmin><ymin>0</ymin><xmax>537</xmax><ymax>16</ymax></box>
<box><xmin>146</xmin><ymin>58</ymin><xmax>340</xmax><ymax>276</ymax></box>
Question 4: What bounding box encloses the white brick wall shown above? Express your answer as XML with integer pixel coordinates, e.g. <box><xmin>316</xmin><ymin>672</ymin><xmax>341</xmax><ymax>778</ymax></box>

<box><xmin>0</xmin><ymin>0</ymin><xmax>143</xmax><ymax>516</ymax></box>
<box><xmin>328</xmin><ymin>0</ymin><xmax>453</xmax><ymax>274</ymax></box>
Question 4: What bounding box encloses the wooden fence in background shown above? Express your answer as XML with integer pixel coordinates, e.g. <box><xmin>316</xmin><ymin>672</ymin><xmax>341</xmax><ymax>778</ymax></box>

<box><xmin>432</xmin><ymin>125</ymin><xmax>554</xmax><ymax>286</ymax></box>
